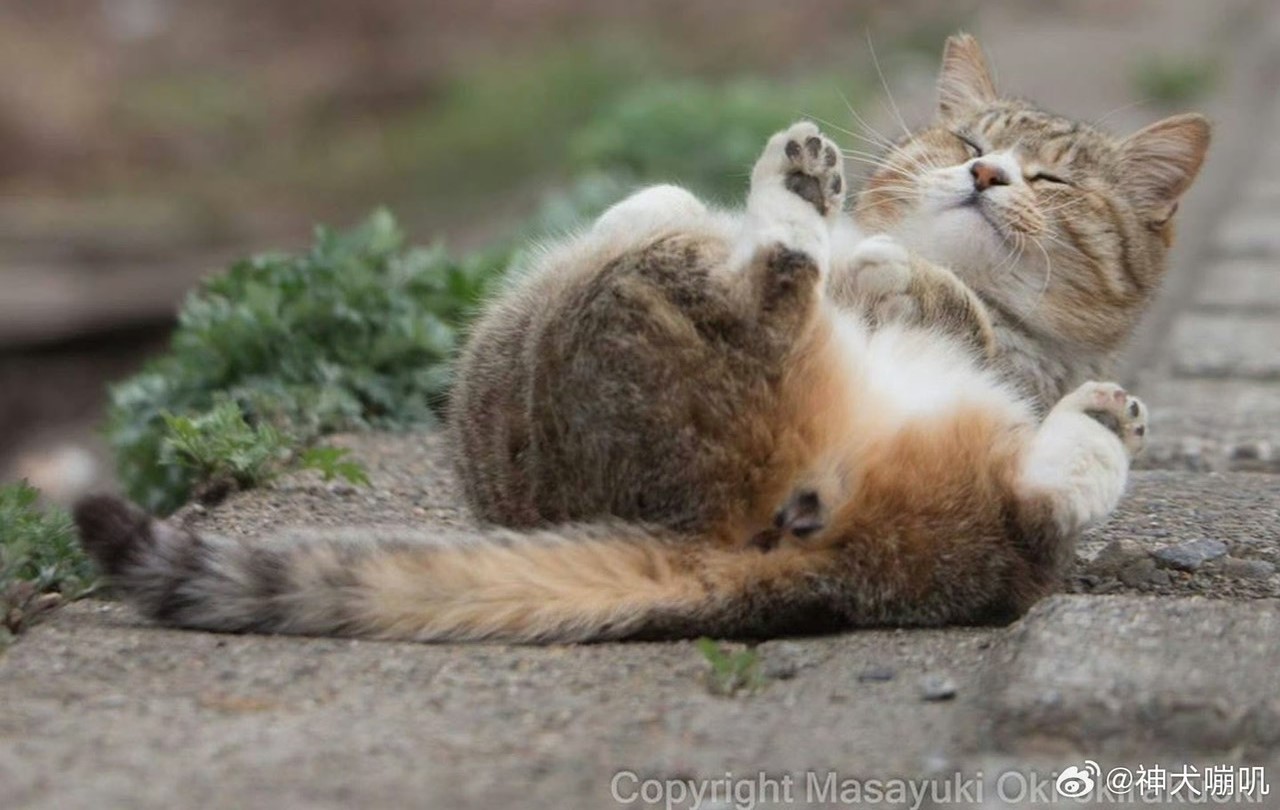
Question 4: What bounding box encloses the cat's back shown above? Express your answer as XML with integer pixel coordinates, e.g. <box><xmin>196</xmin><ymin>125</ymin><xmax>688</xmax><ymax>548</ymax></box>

<box><xmin>449</xmin><ymin>224</ymin><xmax>757</xmax><ymax>530</ymax></box>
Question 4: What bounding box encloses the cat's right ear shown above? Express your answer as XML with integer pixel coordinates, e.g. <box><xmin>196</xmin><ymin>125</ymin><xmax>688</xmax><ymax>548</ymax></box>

<box><xmin>937</xmin><ymin>33</ymin><xmax>998</xmax><ymax>120</ymax></box>
<box><xmin>1118</xmin><ymin>113</ymin><xmax>1211</xmax><ymax>226</ymax></box>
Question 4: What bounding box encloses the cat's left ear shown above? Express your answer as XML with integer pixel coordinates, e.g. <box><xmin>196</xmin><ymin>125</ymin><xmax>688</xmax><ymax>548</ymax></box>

<box><xmin>1118</xmin><ymin>113</ymin><xmax>1211</xmax><ymax>226</ymax></box>
<box><xmin>937</xmin><ymin>33</ymin><xmax>998</xmax><ymax>119</ymax></box>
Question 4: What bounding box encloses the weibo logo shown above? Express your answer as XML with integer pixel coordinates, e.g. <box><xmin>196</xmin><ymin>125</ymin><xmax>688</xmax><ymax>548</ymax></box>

<box><xmin>1056</xmin><ymin>761</ymin><xmax>1100</xmax><ymax>798</ymax></box>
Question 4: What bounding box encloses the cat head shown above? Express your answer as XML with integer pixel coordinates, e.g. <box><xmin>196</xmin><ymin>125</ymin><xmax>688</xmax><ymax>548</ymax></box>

<box><xmin>854</xmin><ymin>33</ymin><xmax>1210</xmax><ymax>349</ymax></box>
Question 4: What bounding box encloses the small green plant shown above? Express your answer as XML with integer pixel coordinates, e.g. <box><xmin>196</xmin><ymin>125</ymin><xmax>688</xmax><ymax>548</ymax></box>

<box><xmin>108</xmin><ymin>209</ymin><xmax>500</xmax><ymax>513</ymax></box>
<box><xmin>158</xmin><ymin>401</ymin><xmax>371</xmax><ymax>502</ymax></box>
<box><xmin>696</xmin><ymin>637</ymin><xmax>764</xmax><ymax>696</ymax></box>
<box><xmin>0</xmin><ymin>482</ymin><xmax>96</xmax><ymax>643</ymax></box>
<box><xmin>160</xmin><ymin>400</ymin><xmax>290</xmax><ymax>499</ymax></box>
<box><xmin>1132</xmin><ymin>55</ymin><xmax>1217</xmax><ymax>106</ymax></box>
<box><xmin>299</xmin><ymin>447</ymin><xmax>371</xmax><ymax>486</ymax></box>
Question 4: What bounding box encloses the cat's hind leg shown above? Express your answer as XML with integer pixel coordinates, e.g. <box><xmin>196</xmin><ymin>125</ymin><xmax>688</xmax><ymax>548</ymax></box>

<box><xmin>733</xmin><ymin>122</ymin><xmax>845</xmax><ymax>339</ymax></box>
<box><xmin>591</xmin><ymin>184</ymin><xmax>707</xmax><ymax>239</ymax></box>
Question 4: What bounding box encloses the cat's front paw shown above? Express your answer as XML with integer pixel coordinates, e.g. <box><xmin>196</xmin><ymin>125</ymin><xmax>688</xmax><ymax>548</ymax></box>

<box><xmin>845</xmin><ymin>234</ymin><xmax>918</xmax><ymax>325</ymax></box>
<box><xmin>1062</xmin><ymin>381</ymin><xmax>1148</xmax><ymax>457</ymax></box>
<box><xmin>755</xmin><ymin>121</ymin><xmax>845</xmax><ymax>218</ymax></box>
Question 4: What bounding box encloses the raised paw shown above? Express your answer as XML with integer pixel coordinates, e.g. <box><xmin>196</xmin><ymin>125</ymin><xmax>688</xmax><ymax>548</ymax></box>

<box><xmin>843</xmin><ymin>234</ymin><xmax>918</xmax><ymax>325</ymax></box>
<box><xmin>1061</xmin><ymin>381</ymin><xmax>1148</xmax><ymax>456</ymax></box>
<box><xmin>755</xmin><ymin>121</ymin><xmax>845</xmax><ymax>218</ymax></box>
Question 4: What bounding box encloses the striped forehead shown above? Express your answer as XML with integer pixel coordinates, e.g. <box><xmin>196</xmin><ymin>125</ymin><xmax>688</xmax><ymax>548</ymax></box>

<box><xmin>970</xmin><ymin>104</ymin><xmax>1111</xmax><ymax>165</ymax></box>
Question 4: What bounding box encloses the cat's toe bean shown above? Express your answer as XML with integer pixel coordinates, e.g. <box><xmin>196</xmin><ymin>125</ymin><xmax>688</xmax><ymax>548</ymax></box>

<box><xmin>762</xmin><ymin>121</ymin><xmax>844</xmax><ymax>216</ymax></box>
<box><xmin>1063</xmin><ymin>381</ymin><xmax>1148</xmax><ymax>456</ymax></box>
<box><xmin>1122</xmin><ymin>396</ymin><xmax>1149</xmax><ymax>455</ymax></box>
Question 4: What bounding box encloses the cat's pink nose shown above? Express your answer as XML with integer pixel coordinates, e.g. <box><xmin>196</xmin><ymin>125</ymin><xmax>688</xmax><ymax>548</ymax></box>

<box><xmin>971</xmin><ymin>160</ymin><xmax>1010</xmax><ymax>191</ymax></box>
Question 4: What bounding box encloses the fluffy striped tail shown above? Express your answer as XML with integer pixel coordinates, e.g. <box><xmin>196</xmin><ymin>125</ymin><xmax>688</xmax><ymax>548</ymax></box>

<box><xmin>73</xmin><ymin>496</ymin><xmax>845</xmax><ymax>642</ymax></box>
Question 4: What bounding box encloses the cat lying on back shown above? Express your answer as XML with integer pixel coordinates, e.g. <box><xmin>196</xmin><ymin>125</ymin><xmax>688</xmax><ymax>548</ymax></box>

<box><xmin>75</xmin><ymin>34</ymin><xmax>1208</xmax><ymax>642</ymax></box>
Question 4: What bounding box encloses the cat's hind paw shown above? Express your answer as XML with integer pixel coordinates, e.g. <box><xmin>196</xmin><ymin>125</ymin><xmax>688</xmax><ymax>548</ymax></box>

<box><xmin>1060</xmin><ymin>381</ymin><xmax>1148</xmax><ymax>456</ymax></box>
<box><xmin>755</xmin><ymin>121</ymin><xmax>845</xmax><ymax>218</ymax></box>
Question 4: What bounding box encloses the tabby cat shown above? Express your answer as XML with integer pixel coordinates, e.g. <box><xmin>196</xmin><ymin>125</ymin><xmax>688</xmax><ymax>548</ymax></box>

<box><xmin>75</xmin><ymin>34</ymin><xmax>1208</xmax><ymax>642</ymax></box>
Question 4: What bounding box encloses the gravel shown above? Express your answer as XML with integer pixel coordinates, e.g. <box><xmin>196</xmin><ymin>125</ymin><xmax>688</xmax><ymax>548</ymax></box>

<box><xmin>1152</xmin><ymin>538</ymin><xmax>1229</xmax><ymax>571</ymax></box>
<box><xmin>919</xmin><ymin>674</ymin><xmax>958</xmax><ymax>702</ymax></box>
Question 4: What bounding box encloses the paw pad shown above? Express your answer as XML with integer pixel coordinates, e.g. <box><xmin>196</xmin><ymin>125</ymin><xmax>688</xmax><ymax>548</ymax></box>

<box><xmin>768</xmin><ymin>121</ymin><xmax>845</xmax><ymax>217</ymax></box>
<box><xmin>1066</xmin><ymin>381</ymin><xmax>1149</xmax><ymax>457</ymax></box>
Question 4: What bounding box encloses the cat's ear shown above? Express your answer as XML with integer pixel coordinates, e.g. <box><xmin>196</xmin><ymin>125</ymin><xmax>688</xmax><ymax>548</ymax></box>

<box><xmin>1118</xmin><ymin>113</ymin><xmax>1211</xmax><ymax>225</ymax></box>
<box><xmin>937</xmin><ymin>33</ymin><xmax>997</xmax><ymax>119</ymax></box>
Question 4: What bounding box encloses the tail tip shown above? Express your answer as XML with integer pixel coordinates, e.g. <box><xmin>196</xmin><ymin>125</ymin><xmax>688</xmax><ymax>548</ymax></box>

<box><xmin>72</xmin><ymin>495</ymin><xmax>152</xmax><ymax>576</ymax></box>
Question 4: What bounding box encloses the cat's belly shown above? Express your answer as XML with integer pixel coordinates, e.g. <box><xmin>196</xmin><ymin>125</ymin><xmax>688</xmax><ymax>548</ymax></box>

<box><xmin>828</xmin><ymin>309</ymin><xmax>1032</xmax><ymax>428</ymax></box>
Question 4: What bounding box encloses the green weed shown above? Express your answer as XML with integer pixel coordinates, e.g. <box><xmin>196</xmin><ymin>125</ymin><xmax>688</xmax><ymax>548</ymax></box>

<box><xmin>108</xmin><ymin>209</ymin><xmax>477</xmax><ymax>513</ymax></box>
<box><xmin>1132</xmin><ymin>55</ymin><xmax>1217</xmax><ymax>106</ymax></box>
<box><xmin>696</xmin><ymin>637</ymin><xmax>764</xmax><ymax>696</ymax></box>
<box><xmin>298</xmin><ymin>447</ymin><xmax>371</xmax><ymax>486</ymax></box>
<box><xmin>0</xmin><ymin>482</ymin><xmax>96</xmax><ymax>643</ymax></box>
<box><xmin>160</xmin><ymin>400</ymin><xmax>290</xmax><ymax>500</ymax></box>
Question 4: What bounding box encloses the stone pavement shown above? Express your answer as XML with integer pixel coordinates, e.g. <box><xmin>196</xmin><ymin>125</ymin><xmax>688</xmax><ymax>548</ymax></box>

<box><xmin>4</xmin><ymin>4</ymin><xmax>1280</xmax><ymax>809</ymax></box>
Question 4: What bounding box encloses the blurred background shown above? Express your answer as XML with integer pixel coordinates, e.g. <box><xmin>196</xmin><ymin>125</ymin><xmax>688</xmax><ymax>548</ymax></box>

<box><xmin>0</xmin><ymin>0</ymin><xmax>1252</xmax><ymax>504</ymax></box>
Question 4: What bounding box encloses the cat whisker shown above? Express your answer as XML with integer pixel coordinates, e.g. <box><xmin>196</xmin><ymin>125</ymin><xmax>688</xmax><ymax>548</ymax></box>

<box><xmin>836</xmin><ymin>97</ymin><xmax>940</xmax><ymax>179</ymax></box>
<box><xmin>1029</xmin><ymin>228</ymin><xmax>1077</xmax><ymax>255</ymax></box>
<box><xmin>839</xmin><ymin>153</ymin><xmax>905</xmax><ymax>171</ymax></box>
<box><xmin>1036</xmin><ymin>199</ymin><xmax>1089</xmax><ymax>218</ymax></box>
<box><xmin>851</xmin><ymin>196</ymin><xmax>918</xmax><ymax>216</ymax></box>
<box><xmin>992</xmin><ymin>231</ymin><xmax>1026</xmax><ymax>277</ymax></box>
<box><xmin>1091</xmin><ymin>99</ymin><xmax>1146</xmax><ymax>129</ymax></box>
<box><xmin>865</xmin><ymin>32</ymin><xmax>934</xmax><ymax>171</ymax></box>
<box><xmin>839</xmin><ymin>151</ymin><xmax>928</xmax><ymax>185</ymax></box>
<box><xmin>807</xmin><ymin>111</ymin><xmax>934</xmax><ymax>181</ymax></box>
<box><xmin>1026</xmin><ymin>234</ymin><xmax>1055</xmax><ymax>312</ymax></box>
<box><xmin>1034</xmin><ymin>190</ymin><xmax>1086</xmax><ymax>211</ymax></box>
<box><xmin>853</xmin><ymin>186</ymin><xmax>920</xmax><ymax>201</ymax></box>
<box><xmin>849</xmin><ymin>181</ymin><xmax>920</xmax><ymax>197</ymax></box>
<box><xmin>835</xmin><ymin>94</ymin><xmax>898</xmax><ymax>151</ymax></box>
<box><xmin>984</xmin><ymin>226</ymin><xmax>1023</xmax><ymax>277</ymax></box>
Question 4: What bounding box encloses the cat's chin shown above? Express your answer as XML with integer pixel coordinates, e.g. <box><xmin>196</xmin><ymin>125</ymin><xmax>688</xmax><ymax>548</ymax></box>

<box><xmin>895</xmin><ymin>205</ymin><xmax>1008</xmax><ymax>272</ymax></box>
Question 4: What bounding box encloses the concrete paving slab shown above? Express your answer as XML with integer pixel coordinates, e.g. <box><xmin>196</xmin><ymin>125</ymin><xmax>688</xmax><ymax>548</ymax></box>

<box><xmin>1214</xmin><ymin>212</ymin><xmax>1280</xmax><ymax>259</ymax></box>
<box><xmin>980</xmin><ymin>596</ymin><xmax>1280</xmax><ymax>759</ymax></box>
<box><xmin>0</xmin><ymin>601</ymin><xmax>997</xmax><ymax>810</ymax></box>
<box><xmin>1167</xmin><ymin>314</ymin><xmax>1280</xmax><ymax>379</ymax></box>
<box><xmin>1132</xmin><ymin>379</ymin><xmax>1280</xmax><ymax>472</ymax></box>
<box><xmin>1192</xmin><ymin>259</ymin><xmax>1280</xmax><ymax>311</ymax></box>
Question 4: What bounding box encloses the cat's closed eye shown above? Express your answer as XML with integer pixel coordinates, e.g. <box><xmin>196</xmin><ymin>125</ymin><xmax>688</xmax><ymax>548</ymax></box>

<box><xmin>1028</xmin><ymin>171</ymin><xmax>1071</xmax><ymax>185</ymax></box>
<box><xmin>953</xmin><ymin>131</ymin><xmax>984</xmax><ymax>158</ymax></box>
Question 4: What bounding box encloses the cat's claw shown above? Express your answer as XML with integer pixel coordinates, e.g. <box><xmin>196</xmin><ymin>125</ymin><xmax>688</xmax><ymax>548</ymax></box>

<box><xmin>1061</xmin><ymin>381</ymin><xmax>1148</xmax><ymax>456</ymax></box>
<box><xmin>758</xmin><ymin>121</ymin><xmax>845</xmax><ymax>218</ymax></box>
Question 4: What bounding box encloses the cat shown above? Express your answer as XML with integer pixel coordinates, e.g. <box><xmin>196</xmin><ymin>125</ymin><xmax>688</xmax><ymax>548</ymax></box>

<box><xmin>74</xmin><ymin>34</ymin><xmax>1206</xmax><ymax>643</ymax></box>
